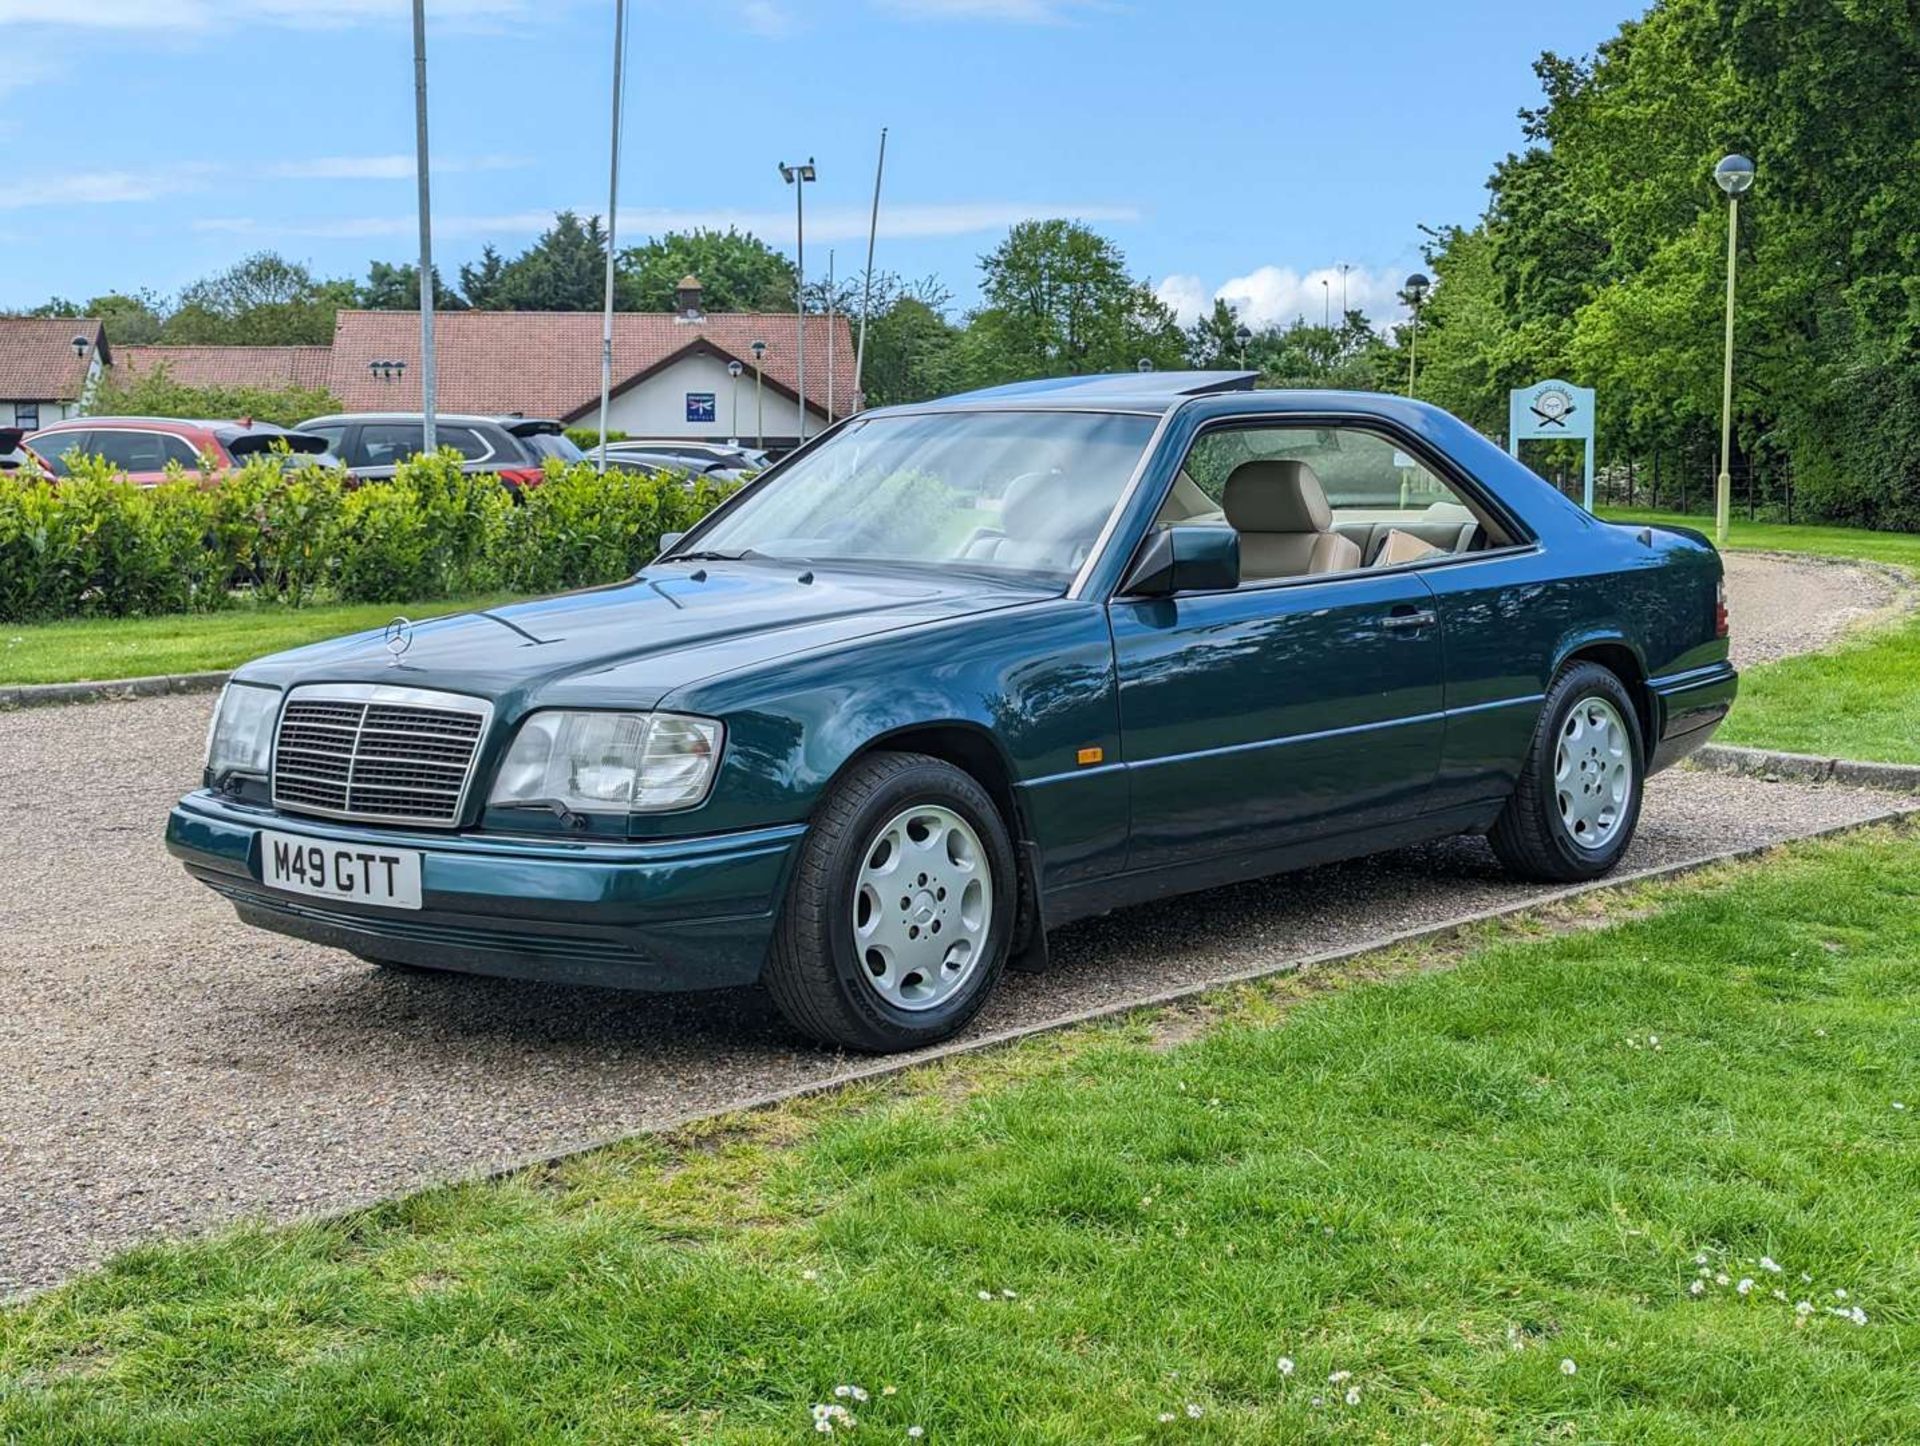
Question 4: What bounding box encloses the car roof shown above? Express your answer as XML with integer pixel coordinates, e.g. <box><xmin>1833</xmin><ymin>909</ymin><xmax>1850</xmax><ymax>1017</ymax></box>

<box><xmin>879</xmin><ymin>370</ymin><xmax>1260</xmax><ymax>416</ymax></box>
<box><xmin>298</xmin><ymin>412</ymin><xmax>562</xmax><ymax>429</ymax></box>
<box><xmin>33</xmin><ymin>416</ymin><xmax>299</xmax><ymax>438</ymax></box>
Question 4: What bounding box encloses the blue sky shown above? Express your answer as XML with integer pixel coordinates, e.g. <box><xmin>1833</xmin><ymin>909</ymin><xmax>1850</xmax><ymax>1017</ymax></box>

<box><xmin>1</xmin><ymin>0</ymin><xmax>1637</xmax><ymax>325</ymax></box>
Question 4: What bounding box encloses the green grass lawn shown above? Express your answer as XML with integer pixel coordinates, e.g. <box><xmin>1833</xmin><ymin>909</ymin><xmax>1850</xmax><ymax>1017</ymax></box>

<box><xmin>1602</xmin><ymin>509</ymin><xmax>1920</xmax><ymax>765</ymax></box>
<box><xmin>5</xmin><ymin>828</ymin><xmax>1917</xmax><ymax>1442</ymax></box>
<box><xmin>1598</xmin><ymin>507</ymin><xmax>1920</xmax><ymax>571</ymax></box>
<box><xmin>0</xmin><ymin>595</ymin><xmax>526</xmax><ymax>687</ymax></box>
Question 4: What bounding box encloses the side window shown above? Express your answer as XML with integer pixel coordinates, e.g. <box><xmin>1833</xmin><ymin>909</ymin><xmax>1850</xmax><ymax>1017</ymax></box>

<box><xmin>14</xmin><ymin>403</ymin><xmax>39</xmax><ymax>430</ymax></box>
<box><xmin>162</xmin><ymin>434</ymin><xmax>204</xmax><ymax>468</ymax></box>
<box><xmin>42</xmin><ymin>431</ymin><xmax>87</xmax><ymax>477</ymax></box>
<box><xmin>90</xmin><ymin>430</ymin><xmax>170</xmax><ymax>473</ymax></box>
<box><xmin>301</xmin><ymin>423</ymin><xmax>349</xmax><ymax>455</ymax></box>
<box><xmin>357</xmin><ymin>423</ymin><xmax>425</xmax><ymax>468</ymax></box>
<box><xmin>436</xmin><ymin>425</ymin><xmax>493</xmax><ymax>462</ymax></box>
<box><xmin>1155</xmin><ymin>424</ymin><xmax>1509</xmax><ymax>583</ymax></box>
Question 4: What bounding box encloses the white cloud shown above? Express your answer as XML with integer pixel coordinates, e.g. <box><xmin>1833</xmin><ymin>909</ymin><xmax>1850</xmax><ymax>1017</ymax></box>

<box><xmin>736</xmin><ymin>0</ymin><xmax>796</xmax><ymax>35</ymax></box>
<box><xmin>195</xmin><ymin>199</ymin><xmax>1144</xmax><ymax>244</ymax></box>
<box><xmin>0</xmin><ymin>0</ymin><xmax>526</xmax><ymax>28</ymax></box>
<box><xmin>877</xmin><ymin>0</ymin><xmax>1101</xmax><ymax>19</ymax></box>
<box><xmin>0</xmin><ymin>165</ymin><xmax>218</xmax><ymax>209</ymax></box>
<box><xmin>1159</xmin><ymin>263</ymin><xmax>1407</xmax><ymax>329</ymax></box>
<box><xmin>267</xmin><ymin>154</ymin><xmax>529</xmax><ymax>180</ymax></box>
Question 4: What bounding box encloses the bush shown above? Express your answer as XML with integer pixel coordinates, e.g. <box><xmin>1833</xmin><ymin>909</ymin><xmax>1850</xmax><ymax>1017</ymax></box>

<box><xmin>563</xmin><ymin>426</ymin><xmax>629</xmax><ymax>452</ymax></box>
<box><xmin>0</xmin><ymin>450</ymin><xmax>738</xmax><ymax>622</ymax></box>
<box><xmin>89</xmin><ymin>363</ymin><xmax>340</xmax><ymax>430</ymax></box>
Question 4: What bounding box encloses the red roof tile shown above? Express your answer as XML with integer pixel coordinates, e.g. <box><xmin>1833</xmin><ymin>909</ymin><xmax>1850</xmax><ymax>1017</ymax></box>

<box><xmin>325</xmin><ymin>310</ymin><xmax>859</xmax><ymax>420</ymax></box>
<box><xmin>116</xmin><ymin>345</ymin><xmax>333</xmax><ymax>393</ymax></box>
<box><xmin>0</xmin><ymin>317</ymin><xmax>106</xmax><ymax>402</ymax></box>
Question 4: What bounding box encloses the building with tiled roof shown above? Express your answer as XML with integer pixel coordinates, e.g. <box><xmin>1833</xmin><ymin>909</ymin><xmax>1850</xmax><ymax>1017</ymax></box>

<box><xmin>0</xmin><ymin>317</ymin><xmax>109</xmax><ymax>431</ymax></box>
<box><xmin>327</xmin><ymin>281</ymin><xmax>858</xmax><ymax>447</ymax></box>
<box><xmin>116</xmin><ymin>344</ymin><xmax>333</xmax><ymax>393</ymax></box>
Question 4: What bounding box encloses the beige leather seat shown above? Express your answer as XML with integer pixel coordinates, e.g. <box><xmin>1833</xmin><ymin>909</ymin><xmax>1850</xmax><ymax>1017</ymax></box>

<box><xmin>1223</xmin><ymin>459</ymin><xmax>1363</xmax><ymax>580</ymax></box>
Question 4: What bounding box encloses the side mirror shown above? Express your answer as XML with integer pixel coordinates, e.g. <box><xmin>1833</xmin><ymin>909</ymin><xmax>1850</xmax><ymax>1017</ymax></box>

<box><xmin>1123</xmin><ymin>525</ymin><xmax>1240</xmax><ymax>596</ymax></box>
<box><xmin>657</xmin><ymin>531</ymin><xmax>686</xmax><ymax>557</ymax></box>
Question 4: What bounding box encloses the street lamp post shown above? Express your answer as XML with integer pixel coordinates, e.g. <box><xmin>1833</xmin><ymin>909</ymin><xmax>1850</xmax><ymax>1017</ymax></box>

<box><xmin>1403</xmin><ymin>273</ymin><xmax>1430</xmax><ymax>397</ymax></box>
<box><xmin>779</xmin><ymin>158</ymin><xmax>816</xmax><ymax>446</ymax></box>
<box><xmin>1321</xmin><ymin>277</ymin><xmax>1330</xmax><ymax>330</ymax></box>
<box><xmin>1713</xmin><ymin>153</ymin><xmax>1755</xmax><ymax>546</ymax></box>
<box><xmin>750</xmin><ymin>339</ymin><xmax>766</xmax><ymax>451</ymax></box>
<box><xmin>1234</xmin><ymin>324</ymin><xmax>1252</xmax><ymax>370</ymax></box>
<box><xmin>727</xmin><ymin>359</ymin><xmax>744</xmax><ymax>441</ymax></box>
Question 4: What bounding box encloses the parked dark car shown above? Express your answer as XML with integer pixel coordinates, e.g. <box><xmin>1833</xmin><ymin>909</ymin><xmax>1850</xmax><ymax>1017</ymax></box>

<box><xmin>170</xmin><ymin>373</ymin><xmax>1736</xmax><ymax>1053</ymax></box>
<box><xmin>603</xmin><ymin>439</ymin><xmax>766</xmax><ymax>474</ymax></box>
<box><xmin>295</xmin><ymin>413</ymin><xmax>589</xmax><ymax>489</ymax></box>
<box><xmin>28</xmin><ymin>416</ymin><xmax>335</xmax><ymax>486</ymax></box>
<box><xmin>594</xmin><ymin>448</ymin><xmax>749</xmax><ymax>485</ymax></box>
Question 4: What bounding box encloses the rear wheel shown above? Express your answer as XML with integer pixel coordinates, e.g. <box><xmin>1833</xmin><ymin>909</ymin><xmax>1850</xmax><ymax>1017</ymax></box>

<box><xmin>1489</xmin><ymin>661</ymin><xmax>1644</xmax><ymax>883</ymax></box>
<box><xmin>765</xmin><ymin>752</ymin><xmax>1015</xmax><ymax>1053</ymax></box>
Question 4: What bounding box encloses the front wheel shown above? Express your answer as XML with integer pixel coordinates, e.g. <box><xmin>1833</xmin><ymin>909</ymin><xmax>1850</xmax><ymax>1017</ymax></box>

<box><xmin>1489</xmin><ymin>662</ymin><xmax>1645</xmax><ymax>883</ymax></box>
<box><xmin>764</xmin><ymin>752</ymin><xmax>1016</xmax><ymax>1053</ymax></box>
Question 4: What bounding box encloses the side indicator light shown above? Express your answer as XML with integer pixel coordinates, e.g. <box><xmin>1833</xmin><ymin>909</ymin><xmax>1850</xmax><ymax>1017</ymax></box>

<box><xmin>1076</xmin><ymin>746</ymin><xmax>1104</xmax><ymax>766</ymax></box>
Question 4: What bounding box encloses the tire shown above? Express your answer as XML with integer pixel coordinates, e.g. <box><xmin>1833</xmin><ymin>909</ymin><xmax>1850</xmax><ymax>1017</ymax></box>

<box><xmin>1489</xmin><ymin>661</ymin><xmax>1645</xmax><ymax>883</ymax></box>
<box><xmin>765</xmin><ymin>752</ymin><xmax>1017</xmax><ymax>1053</ymax></box>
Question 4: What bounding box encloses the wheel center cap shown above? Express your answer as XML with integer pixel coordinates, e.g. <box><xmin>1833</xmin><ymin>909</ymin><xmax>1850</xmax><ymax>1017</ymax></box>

<box><xmin>910</xmin><ymin>890</ymin><xmax>937</xmax><ymax>924</ymax></box>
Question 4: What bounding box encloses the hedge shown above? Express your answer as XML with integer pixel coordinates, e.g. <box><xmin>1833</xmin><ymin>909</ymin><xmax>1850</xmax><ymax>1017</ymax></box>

<box><xmin>0</xmin><ymin>451</ymin><xmax>736</xmax><ymax>623</ymax></box>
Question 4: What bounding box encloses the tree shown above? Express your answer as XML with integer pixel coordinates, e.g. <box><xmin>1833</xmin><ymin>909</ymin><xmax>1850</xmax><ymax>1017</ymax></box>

<box><xmin>619</xmin><ymin>228</ymin><xmax>796</xmax><ymax>312</ymax></box>
<box><xmin>359</xmin><ymin>261</ymin><xmax>467</xmax><ymax>312</ymax></box>
<box><xmin>162</xmin><ymin>252</ymin><xmax>351</xmax><ymax>344</ymax></box>
<box><xmin>23</xmin><ymin>291</ymin><xmax>166</xmax><ymax>343</ymax></box>
<box><xmin>90</xmin><ymin>362</ymin><xmax>340</xmax><ymax>429</ymax></box>
<box><xmin>484</xmin><ymin>212</ymin><xmax>609</xmax><ymax>311</ymax></box>
<box><xmin>963</xmin><ymin>220</ymin><xmax>1186</xmax><ymax>386</ymax></box>
<box><xmin>855</xmin><ymin>276</ymin><xmax>960</xmax><ymax>407</ymax></box>
<box><xmin>1185</xmin><ymin>298</ymin><xmax>1245</xmax><ymax>369</ymax></box>
<box><xmin>458</xmin><ymin>245</ymin><xmax>511</xmax><ymax>309</ymax></box>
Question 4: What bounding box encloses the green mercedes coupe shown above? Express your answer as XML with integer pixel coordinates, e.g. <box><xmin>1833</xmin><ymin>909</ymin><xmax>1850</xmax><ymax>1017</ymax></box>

<box><xmin>168</xmin><ymin>373</ymin><xmax>1736</xmax><ymax>1052</ymax></box>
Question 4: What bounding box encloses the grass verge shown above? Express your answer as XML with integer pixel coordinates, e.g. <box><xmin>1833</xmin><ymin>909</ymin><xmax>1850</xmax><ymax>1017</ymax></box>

<box><xmin>4</xmin><ymin>828</ymin><xmax>1917</xmax><ymax>1442</ymax></box>
<box><xmin>1603</xmin><ymin>509</ymin><xmax>1920</xmax><ymax>765</ymax></box>
<box><xmin>0</xmin><ymin>595</ymin><xmax>526</xmax><ymax>687</ymax></box>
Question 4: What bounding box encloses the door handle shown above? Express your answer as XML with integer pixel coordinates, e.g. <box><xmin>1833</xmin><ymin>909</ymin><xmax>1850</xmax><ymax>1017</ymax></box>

<box><xmin>1381</xmin><ymin>608</ymin><xmax>1437</xmax><ymax>631</ymax></box>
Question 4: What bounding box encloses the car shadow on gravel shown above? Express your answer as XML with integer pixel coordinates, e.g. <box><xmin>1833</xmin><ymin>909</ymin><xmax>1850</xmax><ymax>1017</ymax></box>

<box><xmin>251</xmin><ymin>835</ymin><xmax>1517</xmax><ymax>1061</ymax></box>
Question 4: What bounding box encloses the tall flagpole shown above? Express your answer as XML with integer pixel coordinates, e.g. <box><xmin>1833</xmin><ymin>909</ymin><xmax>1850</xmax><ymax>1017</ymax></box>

<box><xmin>597</xmin><ymin>0</ymin><xmax>628</xmax><ymax>474</ymax></box>
<box><xmin>411</xmin><ymin>0</ymin><xmax>436</xmax><ymax>454</ymax></box>
<box><xmin>853</xmin><ymin>126</ymin><xmax>887</xmax><ymax>411</ymax></box>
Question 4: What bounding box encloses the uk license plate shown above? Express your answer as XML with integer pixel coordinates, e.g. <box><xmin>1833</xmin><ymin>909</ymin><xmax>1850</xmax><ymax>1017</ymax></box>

<box><xmin>261</xmin><ymin>830</ymin><xmax>423</xmax><ymax>910</ymax></box>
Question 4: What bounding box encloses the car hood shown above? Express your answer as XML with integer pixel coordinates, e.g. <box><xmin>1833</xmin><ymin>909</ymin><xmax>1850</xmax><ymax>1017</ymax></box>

<box><xmin>233</xmin><ymin>562</ymin><xmax>1051</xmax><ymax>711</ymax></box>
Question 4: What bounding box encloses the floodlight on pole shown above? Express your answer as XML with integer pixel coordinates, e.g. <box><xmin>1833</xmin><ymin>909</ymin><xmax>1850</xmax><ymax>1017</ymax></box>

<box><xmin>1234</xmin><ymin>324</ymin><xmax>1252</xmax><ymax>369</ymax></box>
<box><xmin>1403</xmin><ymin>273</ymin><xmax>1430</xmax><ymax>398</ymax></box>
<box><xmin>779</xmin><ymin>157</ymin><xmax>816</xmax><ymax>445</ymax></box>
<box><xmin>1713</xmin><ymin>153</ymin><xmax>1755</xmax><ymax>546</ymax></box>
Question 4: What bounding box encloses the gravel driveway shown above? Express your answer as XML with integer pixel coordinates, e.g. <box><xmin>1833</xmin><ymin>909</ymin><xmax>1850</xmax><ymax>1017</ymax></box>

<box><xmin>0</xmin><ymin>553</ymin><xmax>1908</xmax><ymax>1296</ymax></box>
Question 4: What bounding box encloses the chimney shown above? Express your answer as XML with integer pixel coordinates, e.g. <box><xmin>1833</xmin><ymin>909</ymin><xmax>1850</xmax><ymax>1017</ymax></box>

<box><xmin>675</xmin><ymin>274</ymin><xmax>705</xmax><ymax>322</ymax></box>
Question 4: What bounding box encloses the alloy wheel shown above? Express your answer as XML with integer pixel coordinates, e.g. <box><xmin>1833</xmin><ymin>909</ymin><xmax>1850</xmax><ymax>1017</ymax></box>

<box><xmin>850</xmin><ymin>804</ymin><xmax>994</xmax><ymax>1011</ymax></box>
<box><xmin>1553</xmin><ymin>696</ymin><xmax>1634</xmax><ymax>851</ymax></box>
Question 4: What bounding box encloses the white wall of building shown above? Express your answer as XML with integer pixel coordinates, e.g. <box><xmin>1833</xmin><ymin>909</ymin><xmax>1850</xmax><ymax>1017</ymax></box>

<box><xmin>581</xmin><ymin>352</ymin><xmax>821</xmax><ymax>443</ymax></box>
<box><xmin>6</xmin><ymin>398</ymin><xmax>79</xmax><ymax>428</ymax></box>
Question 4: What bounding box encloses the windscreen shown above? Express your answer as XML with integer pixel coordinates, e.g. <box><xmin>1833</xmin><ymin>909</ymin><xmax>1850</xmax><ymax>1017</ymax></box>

<box><xmin>680</xmin><ymin>410</ymin><xmax>1157</xmax><ymax>585</ymax></box>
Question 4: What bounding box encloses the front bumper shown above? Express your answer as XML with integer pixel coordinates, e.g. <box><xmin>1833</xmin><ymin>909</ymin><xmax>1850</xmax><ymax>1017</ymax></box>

<box><xmin>165</xmin><ymin>791</ymin><xmax>805</xmax><ymax>990</ymax></box>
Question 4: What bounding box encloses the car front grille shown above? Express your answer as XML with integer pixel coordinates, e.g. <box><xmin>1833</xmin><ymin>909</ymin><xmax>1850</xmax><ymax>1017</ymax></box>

<box><xmin>272</xmin><ymin>685</ymin><xmax>490</xmax><ymax>827</ymax></box>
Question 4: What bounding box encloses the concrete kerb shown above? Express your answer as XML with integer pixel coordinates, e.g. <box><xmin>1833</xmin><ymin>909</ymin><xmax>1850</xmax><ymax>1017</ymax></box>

<box><xmin>0</xmin><ymin>671</ymin><xmax>229</xmax><ymax>711</ymax></box>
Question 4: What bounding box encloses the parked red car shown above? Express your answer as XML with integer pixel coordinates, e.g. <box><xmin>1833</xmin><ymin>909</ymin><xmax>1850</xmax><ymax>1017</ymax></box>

<box><xmin>27</xmin><ymin>416</ymin><xmax>337</xmax><ymax>487</ymax></box>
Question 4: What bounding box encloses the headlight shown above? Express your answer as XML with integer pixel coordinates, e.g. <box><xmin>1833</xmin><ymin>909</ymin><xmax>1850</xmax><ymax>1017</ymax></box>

<box><xmin>205</xmin><ymin>682</ymin><xmax>280</xmax><ymax>779</ymax></box>
<box><xmin>488</xmin><ymin>710</ymin><xmax>724</xmax><ymax>814</ymax></box>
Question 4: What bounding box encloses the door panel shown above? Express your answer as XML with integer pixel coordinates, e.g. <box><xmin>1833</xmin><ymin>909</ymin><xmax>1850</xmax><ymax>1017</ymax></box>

<box><xmin>1420</xmin><ymin>550</ymin><xmax>1576</xmax><ymax>814</ymax></box>
<box><xmin>1111</xmin><ymin>570</ymin><xmax>1446</xmax><ymax>873</ymax></box>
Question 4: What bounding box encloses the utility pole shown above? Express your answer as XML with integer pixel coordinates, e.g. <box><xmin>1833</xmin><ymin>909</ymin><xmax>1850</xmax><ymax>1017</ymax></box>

<box><xmin>779</xmin><ymin>158</ymin><xmax>816</xmax><ymax>445</ymax></box>
<box><xmin>853</xmin><ymin>126</ymin><xmax>888</xmax><ymax>411</ymax></box>
<box><xmin>596</xmin><ymin>0</ymin><xmax>628</xmax><ymax>473</ymax></box>
<box><xmin>411</xmin><ymin>0</ymin><xmax>436</xmax><ymax>455</ymax></box>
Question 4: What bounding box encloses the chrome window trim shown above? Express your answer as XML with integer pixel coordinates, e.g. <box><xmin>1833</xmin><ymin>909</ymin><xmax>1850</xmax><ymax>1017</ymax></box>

<box><xmin>271</xmin><ymin>682</ymin><xmax>494</xmax><ymax>830</ymax></box>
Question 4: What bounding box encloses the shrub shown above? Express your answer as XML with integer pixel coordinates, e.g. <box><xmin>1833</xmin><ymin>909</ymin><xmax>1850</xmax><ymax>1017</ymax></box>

<box><xmin>333</xmin><ymin>453</ymin><xmax>510</xmax><ymax>602</ymax></box>
<box><xmin>563</xmin><ymin>426</ymin><xmax>629</xmax><ymax>452</ymax></box>
<box><xmin>89</xmin><ymin>363</ymin><xmax>340</xmax><ymax>430</ymax></box>
<box><xmin>503</xmin><ymin>460</ymin><xmax>730</xmax><ymax>594</ymax></box>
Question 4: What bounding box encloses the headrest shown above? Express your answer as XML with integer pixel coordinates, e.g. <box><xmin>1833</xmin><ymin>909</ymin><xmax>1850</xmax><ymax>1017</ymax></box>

<box><xmin>1223</xmin><ymin>459</ymin><xmax>1333</xmax><ymax>534</ymax></box>
<box><xmin>999</xmin><ymin>472</ymin><xmax>1053</xmax><ymax>534</ymax></box>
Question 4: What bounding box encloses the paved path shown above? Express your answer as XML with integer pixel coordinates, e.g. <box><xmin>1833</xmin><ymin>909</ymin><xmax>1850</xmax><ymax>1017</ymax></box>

<box><xmin>0</xmin><ymin>554</ymin><xmax>1906</xmax><ymax>1295</ymax></box>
